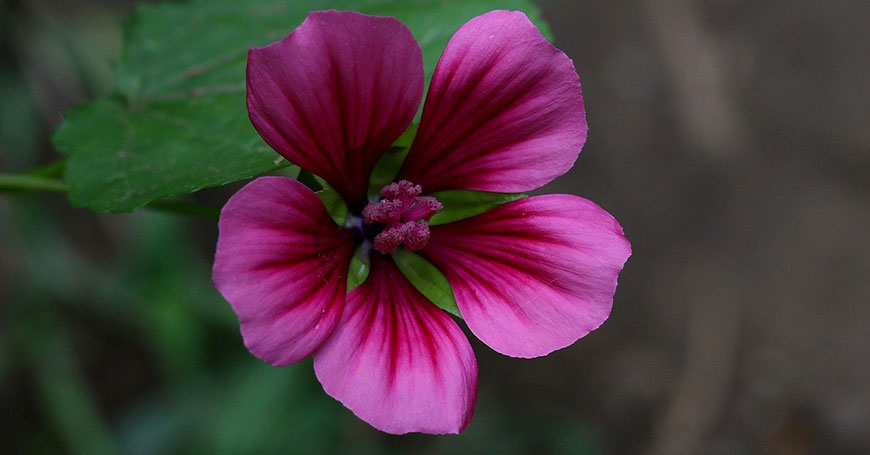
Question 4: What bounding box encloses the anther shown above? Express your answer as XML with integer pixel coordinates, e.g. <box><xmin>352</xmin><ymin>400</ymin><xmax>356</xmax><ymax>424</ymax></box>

<box><xmin>361</xmin><ymin>180</ymin><xmax>442</xmax><ymax>254</ymax></box>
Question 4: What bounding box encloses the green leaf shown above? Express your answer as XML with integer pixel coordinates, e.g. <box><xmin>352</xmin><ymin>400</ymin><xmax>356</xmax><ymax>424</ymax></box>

<box><xmin>429</xmin><ymin>190</ymin><xmax>527</xmax><ymax>225</ymax></box>
<box><xmin>53</xmin><ymin>97</ymin><xmax>291</xmax><ymax>212</ymax></box>
<box><xmin>53</xmin><ymin>0</ymin><xmax>551</xmax><ymax>212</ymax></box>
<box><xmin>346</xmin><ymin>245</ymin><xmax>371</xmax><ymax>292</ymax></box>
<box><xmin>392</xmin><ymin>249</ymin><xmax>460</xmax><ymax>317</ymax></box>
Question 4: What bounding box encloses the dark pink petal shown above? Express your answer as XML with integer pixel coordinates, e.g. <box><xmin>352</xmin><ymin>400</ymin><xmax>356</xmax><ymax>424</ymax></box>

<box><xmin>423</xmin><ymin>195</ymin><xmax>630</xmax><ymax>358</ymax></box>
<box><xmin>213</xmin><ymin>177</ymin><xmax>355</xmax><ymax>366</ymax></box>
<box><xmin>247</xmin><ymin>11</ymin><xmax>423</xmax><ymax>208</ymax></box>
<box><xmin>399</xmin><ymin>10</ymin><xmax>587</xmax><ymax>193</ymax></box>
<box><xmin>313</xmin><ymin>255</ymin><xmax>477</xmax><ymax>435</ymax></box>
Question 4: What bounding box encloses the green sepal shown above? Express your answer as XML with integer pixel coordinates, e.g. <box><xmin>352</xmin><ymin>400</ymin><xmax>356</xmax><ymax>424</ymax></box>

<box><xmin>315</xmin><ymin>181</ymin><xmax>348</xmax><ymax>227</ymax></box>
<box><xmin>346</xmin><ymin>245</ymin><xmax>371</xmax><ymax>292</ymax></box>
<box><xmin>428</xmin><ymin>190</ymin><xmax>527</xmax><ymax>225</ymax></box>
<box><xmin>392</xmin><ymin>249</ymin><xmax>461</xmax><ymax>318</ymax></box>
<box><xmin>367</xmin><ymin>124</ymin><xmax>416</xmax><ymax>200</ymax></box>
<box><xmin>296</xmin><ymin>169</ymin><xmax>322</xmax><ymax>192</ymax></box>
<box><xmin>391</xmin><ymin>123</ymin><xmax>417</xmax><ymax>149</ymax></box>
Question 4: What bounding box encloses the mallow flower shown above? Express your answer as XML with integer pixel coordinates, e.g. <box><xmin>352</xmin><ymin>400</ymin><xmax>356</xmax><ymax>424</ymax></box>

<box><xmin>213</xmin><ymin>9</ymin><xmax>631</xmax><ymax>434</ymax></box>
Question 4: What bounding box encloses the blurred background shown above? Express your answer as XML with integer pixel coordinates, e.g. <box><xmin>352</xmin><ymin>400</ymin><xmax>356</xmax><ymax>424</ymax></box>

<box><xmin>1</xmin><ymin>0</ymin><xmax>868</xmax><ymax>453</ymax></box>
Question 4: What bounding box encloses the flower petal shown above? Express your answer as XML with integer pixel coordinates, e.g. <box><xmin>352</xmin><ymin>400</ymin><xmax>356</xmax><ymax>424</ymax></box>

<box><xmin>313</xmin><ymin>255</ymin><xmax>477</xmax><ymax>435</ymax></box>
<box><xmin>399</xmin><ymin>10</ymin><xmax>587</xmax><ymax>193</ymax></box>
<box><xmin>213</xmin><ymin>177</ymin><xmax>355</xmax><ymax>366</ymax></box>
<box><xmin>247</xmin><ymin>11</ymin><xmax>423</xmax><ymax>208</ymax></box>
<box><xmin>423</xmin><ymin>195</ymin><xmax>630</xmax><ymax>358</ymax></box>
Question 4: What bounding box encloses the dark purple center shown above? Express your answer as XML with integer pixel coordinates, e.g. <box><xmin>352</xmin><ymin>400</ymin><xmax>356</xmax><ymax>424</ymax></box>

<box><xmin>361</xmin><ymin>180</ymin><xmax>442</xmax><ymax>254</ymax></box>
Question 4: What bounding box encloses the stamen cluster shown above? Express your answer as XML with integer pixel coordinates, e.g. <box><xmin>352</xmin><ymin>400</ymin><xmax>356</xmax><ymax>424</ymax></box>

<box><xmin>362</xmin><ymin>180</ymin><xmax>442</xmax><ymax>254</ymax></box>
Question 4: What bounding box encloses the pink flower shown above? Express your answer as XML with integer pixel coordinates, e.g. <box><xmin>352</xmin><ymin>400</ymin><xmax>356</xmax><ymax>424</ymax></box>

<box><xmin>213</xmin><ymin>10</ymin><xmax>631</xmax><ymax>434</ymax></box>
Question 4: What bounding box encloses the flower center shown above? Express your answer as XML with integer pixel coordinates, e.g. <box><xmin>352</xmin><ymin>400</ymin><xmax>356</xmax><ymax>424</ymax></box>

<box><xmin>361</xmin><ymin>180</ymin><xmax>442</xmax><ymax>254</ymax></box>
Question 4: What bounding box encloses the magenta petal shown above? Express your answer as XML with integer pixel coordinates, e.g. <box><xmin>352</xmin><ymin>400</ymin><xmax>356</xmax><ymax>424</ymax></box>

<box><xmin>213</xmin><ymin>177</ymin><xmax>355</xmax><ymax>366</ymax></box>
<box><xmin>399</xmin><ymin>10</ymin><xmax>587</xmax><ymax>193</ymax></box>
<box><xmin>423</xmin><ymin>195</ymin><xmax>630</xmax><ymax>358</ymax></box>
<box><xmin>247</xmin><ymin>11</ymin><xmax>424</xmax><ymax>208</ymax></box>
<box><xmin>313</xmin><ymin>255</ymin><xmax>477</xmax><ymax>435</ymax></box>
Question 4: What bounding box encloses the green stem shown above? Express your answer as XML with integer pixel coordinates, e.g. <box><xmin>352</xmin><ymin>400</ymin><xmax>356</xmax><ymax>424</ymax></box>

<box><xmin>32</xmin><ymin>159</ymin><xmax>67</xmax><ymax>178</ymax></box>
<box><xmin>0</xmin><ymin>174</ymin><xmax>69</xmax><ymax>192</ymax></box>
<box><xmin>0</xmin><ymin>169</ymin><xmax>219</xmax><ymax>219</ymax></box>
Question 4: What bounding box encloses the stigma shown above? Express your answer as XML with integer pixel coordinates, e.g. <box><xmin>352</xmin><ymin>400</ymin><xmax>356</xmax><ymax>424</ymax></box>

<box><xmin>362</xmin><ymin>180</ymin><xmax>442</xmax><ymax>254</ymax></box>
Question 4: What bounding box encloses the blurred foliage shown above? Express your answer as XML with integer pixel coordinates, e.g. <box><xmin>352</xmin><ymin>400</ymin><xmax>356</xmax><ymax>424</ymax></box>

<box><xmin>5</xmin><ymin>0</ymin><xmax>870</xmax><ymax>452</ymax></box>
<box><xmin>2</xmin><ymin>200</ymin><xmax>604</xmax><ymax>454</ymax></box>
